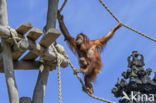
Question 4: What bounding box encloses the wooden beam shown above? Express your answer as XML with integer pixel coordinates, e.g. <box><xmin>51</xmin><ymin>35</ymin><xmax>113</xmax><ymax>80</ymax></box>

<box><xmin>39</xmin><ymin>28</ymin><xmax>60</xmax><ymax>48</ymax></box>
<box><xmin>0</xmin><ymin>25</ymin><xmax>11</xmax><ymax>38</ymax></box>
<box><xmin>32</xmin><ymin>0</ymin><xmax>59</xmax><ymax>103</ymax></box>
<box><xmin>20</xmin><ymin>97</ymin><xmax>31</xmax><ymax>103</ymax></box>
<box><xmin>14</xmin><ymin>60</ymin><xmax>40</xmax><ymax>70</ymax></box>
<box><xmin>0</xmin><ymin>61</ymin><xmax>40</xmax><ymax>73</ymax></box>
<box><xmin>26</xmin><ymin>27</ymin><xmax>42</xmax><ymax>41</ymax></box>
<box><xmin>0</xmin><ymin>54</ymin><xmax>37</xmax><ymax>72</ymax></box>
<box><xmin>22</xmin><ymin>52</ymin><xmax>38</xmax><ymax>60</ymax></box>
<box><xmin>23</xmin><ymin>38</ymin><xmax>68</xmax><ymax>67</ymax></box>
<box><xmin>0</xmin><ymin>25</ymin><xmax>68</xmax><ymax>67</ymax></box>
<box><xmin>0</xmin><ymin>22</ymin><xmax>32</xmax><ymax>38</ymax></box>
<box><xmin>0</xmin><ymin>53</ymin><xmax>3</xmax><ymax>72</ymax></box>
<box><xmin>43</xmin><ymin>0</ymin><xmax>58</xmax><ymax>31</ymax></box>
<box><xmin>22</xmin><ymin>27</ymin><xmax>42</xmax><ymax>60</ymax></box>
<box><xmin>0</xmin><ymin>0</ymin><xmax>19</xmax><ymax>103</ymax></box>
<box><xmin>16</xmin><ymin>22</ymin><xmax>32</xmax><ymax>35</ymax></box>
<box><xmin>0</xmin><ymin>43</ymin><xmax>2</xmax><ymax>53</ymax></box>
<box><xmin>32</xmin><ymin>65</ymin><xmax>50</xmax><ymax>103</ymax></box>
<box><xmin>0</xmin><ymin>54</ymin><xmax>56</xmax><ymax>73</ymax></box>
<box><xmin>12</xmin><ymin>27</ymin><xmax>42</xmax><ymax>60</ymax></box>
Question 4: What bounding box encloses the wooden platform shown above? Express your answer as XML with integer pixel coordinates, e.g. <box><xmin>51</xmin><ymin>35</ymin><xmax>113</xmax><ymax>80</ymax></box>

<box><xmin>0</xmin><ymin>22</ymin><xmax>68</xmax><ymax>73</ymax></box>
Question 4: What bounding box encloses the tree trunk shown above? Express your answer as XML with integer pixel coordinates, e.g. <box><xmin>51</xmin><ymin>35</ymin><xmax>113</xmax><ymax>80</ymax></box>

<box><xmin>32</xmin><ymin>0</ymin><xmax>59</xmax><ymax>103</ymax></box>
<box><xmin>0</xmin><ymin>0</ymin><xmax>19</xmax><ymax>103</ymax></box>
<box><xmin>43</xmin><ymin>0</ymin><xmax>59</xmax><ymax>32</ymax></box>
<box><xmin>20</xmin><ymin>97</ymin><xmax>31</xmax><ymax>103</ymax></box>
<box><xmin>32</xmin><ymin>65</ymin><xmax>50</xmax><ymax>103</ymax></box>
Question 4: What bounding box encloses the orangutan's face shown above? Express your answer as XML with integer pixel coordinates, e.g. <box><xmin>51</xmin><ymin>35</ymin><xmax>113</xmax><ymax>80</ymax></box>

<box><xmin>76</xmin><ymin>35</ymin><xmax>84</xmax><ymax>46</ymax></box>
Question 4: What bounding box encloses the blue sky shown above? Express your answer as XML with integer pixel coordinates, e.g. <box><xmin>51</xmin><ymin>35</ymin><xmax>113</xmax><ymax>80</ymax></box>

<box><xmin>1</xmin><ymin>0</ymin><xmax>156</xmax><ymax>103</ymax></box>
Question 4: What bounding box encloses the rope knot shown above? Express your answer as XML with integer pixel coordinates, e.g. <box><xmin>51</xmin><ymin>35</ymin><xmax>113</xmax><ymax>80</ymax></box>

<box><xmin>6</xmin><ymin>26</ymin><xmax>27</xmax><ymax>52</ymax></box>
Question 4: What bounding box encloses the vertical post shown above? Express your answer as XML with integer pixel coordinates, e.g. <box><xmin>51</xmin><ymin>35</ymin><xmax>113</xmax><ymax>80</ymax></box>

<box><xmin>0</xmin><ymin>0</ymin><xmax>19</xmax><ymax>103</ymax></box>
<box><xmin>43</xmin><ymin>0</ymin><xmax>59</xmax><ymax>32</ymax></box>
<box><xmin>20</xmin><ymin>97</ymin><xmax>31</xmax><ymax>103</ymax></box>
<box><xmin>32</xmin><ymin>0</ymin><xmax>59</xmax><ymax>103</ymax></box>
<box><xmin>32</xmin><ymin>65</ymin><xmax>50</xmax><ymax>103</ymax></box>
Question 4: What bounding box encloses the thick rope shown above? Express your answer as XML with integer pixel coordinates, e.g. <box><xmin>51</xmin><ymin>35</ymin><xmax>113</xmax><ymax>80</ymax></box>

<box><xmin>52</xmin><ymin>44</ymin><xmax>63</xmax><ymax>103</ymax></box>
<box><xmin>57</xmin><ymin>59</ymin><xmax>63</xmax><ymax>103</ymax></box>
<box><xmin>68</xmin><ymin>60</ymin><xmax>114</xmax><ymax>103</ymax></box>
<box><xmin>6</xmin><ymin>26</ymin><xmax>20</xmax><ymax>46</ymax></box>
<box><xmin>6</xmin><ymin>26</ymin><xmax>24</xmax><ymax>51</ymax></box>
<box><xmin>98</xmin><ymin>0</ymin><xmax>156</xmax><ymax>42</ymax></box>
<box><xmin>68</xmin><ymin>61</ymin><xmax>85</xmax><ymax>87</ymax></box>
<box><xmin>122</xmin><ymin>24</ymin><xmax>156</xmax><ymax>42</ymax></box>
<box><xmin>99</xmin><ymin>0</ymin><xmax>120</xmax><ymax>23</ymax></box>
<box><xmin>52</xmin><ymin>42</ymin><xmax>114</xmax><ymax>102</ymax></box>
<box><xmin>59</xmin><ymin>0</ymin><xmax>67</xmax><ymax>12</ymax></box>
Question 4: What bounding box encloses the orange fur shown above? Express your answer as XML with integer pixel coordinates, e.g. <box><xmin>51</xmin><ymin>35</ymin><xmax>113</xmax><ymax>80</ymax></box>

<box><xmin>57</xmin><ymin>11</ymin><xmax>122</xmax><ymax>94</ymax></box>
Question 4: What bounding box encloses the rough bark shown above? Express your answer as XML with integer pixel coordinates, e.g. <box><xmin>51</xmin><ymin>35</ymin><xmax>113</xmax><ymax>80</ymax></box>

<box><xmin>43</xmin><ymin>0</ymin><xmax>59</xmax><ymax>32</ymax></box>
<box><xmin>32</xmin><ymin>64</ymin><xmax>50</xmax><ymax>103</ymax></box>
<box><xmin>32</xmin><ymin>0</ymin><xmax>59</xmax><ymax>103</ymax></box>
<box><xmin>0</xmin><ymin>26</ymin><xmax>68</xmax><ymax>67</ymax></box>
<box><xmin>0</xmin><ymin>0</ymin><xmax>19</xmax><ymax>103</ymax></box>
<box><xmin>0</xmin><ymin>53</ymin><xmax>46</xmax><ymax>72</ymax></box>
<box><xmin>19</xmin><ymin>97</ymin><xmax>31</xmax><ymax>103</ymax></box>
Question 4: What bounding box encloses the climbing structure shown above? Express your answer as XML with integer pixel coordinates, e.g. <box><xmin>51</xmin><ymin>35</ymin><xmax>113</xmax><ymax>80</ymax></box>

<box><xmin>0</xmin><ymin>0</ymin><xmax>68</xmax><ymax>103</ymax></box>
<box><xmin>0</xmin><ymin>22</ymin><xmax>68</xmax><ymax>72</ymax></box>
<box><xmin>1</xmin><ymin>0</ymin><xmax>156</xmax><ymax>103</ymax></box>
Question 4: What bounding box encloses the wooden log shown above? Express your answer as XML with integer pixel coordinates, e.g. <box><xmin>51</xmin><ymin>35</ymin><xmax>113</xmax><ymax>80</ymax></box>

<box><xmin>12</xmin><ymin>27</ymin><xmax>42</xmax><ymax>60</ymax></box>
<box><xmin>32</xmin><ymin>0</ymin><xmax>59</xmax><ymax>103</ymax></box>
<box><xmin>22</xmin><ymin>52</ymin><xmax>38</xmax><ymax>60</ymax></box>
<box><xmin>0</xmin><ymin>25</ymin><xmax>11</xmax><ymax>38</ymax></box>
<box><xmin>39</xmin><ymin>28</ymin><xmax>60</xmax><ymax>48</ymax></box>
<box><xmin>0</xmin><ymin>0</ymin><xmax>19</xmax><ymax>103</ymax></box>
<box><xmin>1</xmin><ymin>60</ymin><xmax>55</xmax><ymax>72</ymax></box>
<box><xmin>22</xmin><ymin>27</ymin><xmax>42</xmax><ymax>60</ymax></box>
<box><xmin>0</xmin><ymin>43</ymin><xmax>2</xmax><ymax>53</ymax></box>
<box><xmin>43</xmin><ymin>0</ymin><xmax>58</xmax><ymax>31</ymax></box>
<box><xmin>14</xmin><ymin>60</ymin><xmax>41</xmax><ymax>70</ymax></box>
<box><xmin>16</xmin><ymin>22</ymin><xmax>32</xmax><ymax>35</ymax></box>
<box><xmin>0</xmin><ymin>25</ymin><xmax>68</xmax><ymax>67</ymax></box>
<box><xmin>0</xmin><ymin>22</ymin><xmax>32</xmax><ymax>38</ymax></box>
<box><xmin>20</xmin><ymin>34</ymin><xmax>68</xmax><ymax>68</ymax></box>
<box><xmin>20</xmin><ymin>97</ymin><xmax>31</xmax><ymax>103</ymax></box>
<box><xmin>0</xmin><ymin>55</ymin><xmax>56</xmax><ymax>73</ymax></box>
<box><xmin>24</xmin><ymin>39</ymin><xmax>56</xmax><ymax>60</ymax></box>
<box><xmin>0</xmin><ymin>54</ymin><xmax>40</xmax><ymax>72</ymax></box>
<box><xmin>26</xmin><ymin>27</ymin><xmax>42</xmax><ymax>41</ymax></box>
<box><xmin>0</xmin><ymin>53</ymin><xmax>3</xmax><ymax>72</ymax></box>
<box><xmin>32</xmin><ymin>65</ymin><xmax>50</xmax><ymax>103</ymax></box>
